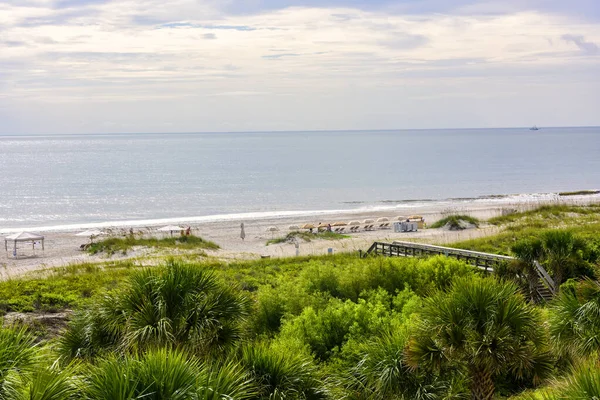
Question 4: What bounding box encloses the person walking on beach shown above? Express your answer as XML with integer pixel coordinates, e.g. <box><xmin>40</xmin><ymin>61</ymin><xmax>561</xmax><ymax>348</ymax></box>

<box><xmin>240</xmin><ymin>222</ymin><xmax>246</xmax><ymax>241</ymax></box>
<box><xmin>186</xmin><ymin>226</ymin><xmax>191</xmax><ymax>236</ymax></box>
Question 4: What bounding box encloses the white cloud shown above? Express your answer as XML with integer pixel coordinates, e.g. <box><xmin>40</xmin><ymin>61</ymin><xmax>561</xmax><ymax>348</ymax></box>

<box><xmin>1</xmin><ymin>1</ymin><xmax>599</xmax><ymax>133</ymax></box>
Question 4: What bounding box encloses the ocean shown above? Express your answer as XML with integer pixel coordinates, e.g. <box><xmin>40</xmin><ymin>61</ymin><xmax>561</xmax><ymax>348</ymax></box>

<box><xmin>1</xmin><ymin>127</ymin><xmax>599</xmax><ymax>231</ymax></box>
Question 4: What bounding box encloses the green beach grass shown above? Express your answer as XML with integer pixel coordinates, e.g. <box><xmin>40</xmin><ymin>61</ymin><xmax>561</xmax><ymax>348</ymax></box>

<box><xmin>429</xmin><ymin>215</ymin><xmax>480</xmax><ymax>230</ymax></box>
<box><xmin>87</xmin><ymin>234</ymin><xmax>219</xmax><ymax>255</ymax></box>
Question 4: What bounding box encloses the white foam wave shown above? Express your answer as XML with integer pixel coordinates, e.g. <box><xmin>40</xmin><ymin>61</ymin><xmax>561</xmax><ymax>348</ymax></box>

<box><xmin>1</xmin><ymin>191</ymin><xmax>598</xmax><ymax>234</ymax></box>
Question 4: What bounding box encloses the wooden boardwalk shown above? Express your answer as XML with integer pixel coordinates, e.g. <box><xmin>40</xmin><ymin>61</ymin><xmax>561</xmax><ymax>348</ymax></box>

<box><xmin>364</xmin><ymin>240</ymin><xmax>556</xmax><ymax>301</ymax></box>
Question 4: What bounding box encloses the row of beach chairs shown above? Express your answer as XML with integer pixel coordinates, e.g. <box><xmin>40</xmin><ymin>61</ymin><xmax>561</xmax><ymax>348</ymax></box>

<box><xmin>317</xmin><ymin>222</ymin><xmax>391</xmax><ymax>233</ymax></box>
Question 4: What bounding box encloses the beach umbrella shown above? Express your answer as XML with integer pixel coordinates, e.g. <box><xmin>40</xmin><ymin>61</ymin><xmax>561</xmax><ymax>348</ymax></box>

<box><xmin>317</xmin><ymin>223</ymin><xmax>329</xmax><ymax>228</ymax></box>
<box><xmin>363</xmin><ymin>219</ymin><xmax>375</xmax><ymax>224</ymax></box>
<box><xmin>289</xmin><ymin>225</ymin><xmax>300</xmax><ymax>231</ymax></box>
<box><xmin>76</xmin><ymin>229</ymin><xmax>105</xmax><ymax>243</ymax></box>
<box><xmin>301</xmin><ymin>223</ymin><xmax>315</xmax><ymax>230</ymax></box>
<box><xmin>408</xmin><ymin>215</ymin><xmax>422</xmax><ymax>220</ymax></box>
<box><xmin>348</xmin><ymin>221</ymin><xmax>361</xmax><ymax>226</ymax></box>
<box><xmin>267</xmin><ymin>226</ymin><xmax>279</xmax><ymax>239</ymax></box>
<box><xmin>377</xmin><ymin>217</ymin><xmax>389</xmax><ymax>222</ymax></box>
<box><xmin>396</xmin><ymin>216</ymin><xmax>406</xmax><ymax>221</ymax></box>
<box><xmin>332</xmin><ymin>222</ymin><xmax>347</xmax><ymax>227</ymax></box>
<box><xmin>240</xmin><ymin>222</ymin><xmax>246</xmax><ymax>241</ymax></box>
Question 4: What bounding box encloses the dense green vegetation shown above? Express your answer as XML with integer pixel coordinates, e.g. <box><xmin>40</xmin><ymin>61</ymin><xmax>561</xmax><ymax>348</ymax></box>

<box><xmin>558</xmin><ymin>190</ymin><xmax>600</xmax><ymax>196</ymax></box>
<box><xmin>266</xmin><ymin>231</ymin><xmax>349</xmax><ymax>245</ymax></box>
<box><xmin>0</xmin><ymin>204</ymin><xmax>599</xmax><ymax>399</ymax></box>
<box><xmin>452</xmin><ymin>204</ymin><xmax>600</xmax><ymax>255</ymax></box>
<box><xmin>429</xmin><ymin>214</ymin><xmax>480</xmax><ymax>229</ymax></box>
<box><xmin>87</xmin><ymin>234</ymin><xmax>219</xmax><ymax>255</ymax></box>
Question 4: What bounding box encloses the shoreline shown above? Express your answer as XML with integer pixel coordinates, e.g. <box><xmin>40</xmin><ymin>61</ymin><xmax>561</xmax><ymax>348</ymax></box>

<box><xmin>1</xmin><ymin>191</ymin><xmax>599</xmax><ymax>234</ymax></box>
<box><xmin>1</xmin><ymin>194</ymin><xmax>599</xmax><ymax>280</ymax></box>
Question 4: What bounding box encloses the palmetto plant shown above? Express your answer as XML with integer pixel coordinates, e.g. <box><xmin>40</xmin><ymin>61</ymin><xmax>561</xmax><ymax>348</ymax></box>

<box><xmin>239</xmin><ymin>343</ymin><xmax>327</xmax><ymax>400</ymax></box>
<box><xmin>59</xmin><ymin>260</ymin><xmax>251</xmax><ymax>359</ymax></box>
<box><xmin>511</xmin><ymin>230</ymin><xmax>589</xmax><ymax>293</ymax></box>
<box><xmin>549</xmin><ymin>278</ymin><xmax>600</xmax><ymax>358</ymax></box>
<box><xmin>83</xmin><ymin>348</ymin><xmax>256</xmax><ymax>400</ymax></box>
<box><xmin>541</xmin><ymin>230</ymin><xmax>587</xmax><ymax>287</ymax></box>
<box><xmin>344</xmin><ymin>329</ymin><xmax>448</xmax><ymax>400</ymax></box>
<box><xmin>406</xmin><ymin>276</ymin><xmax>553</xmax><ymax>400</ymax></box>
<box><xmin>0</xmin><ymin>326</ymin><xmax>38</xmax><ymax>397</ymax></box>
<box><xmin>511</xmin><ymin>238</ymin><xmax>545</xmax><ymax>301</ymax></box>
<box><xmin>3</xmin><ymin>361</ymin><xmax>79</xmax><ymax>400</ymax></box>
<box><xmin>513</xmin><ymin>361</ymin><xmax>600</xmax><ymax>400</ymax></box>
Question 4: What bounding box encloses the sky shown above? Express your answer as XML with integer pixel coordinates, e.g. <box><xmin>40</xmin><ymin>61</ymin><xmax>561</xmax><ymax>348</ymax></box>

<box><xmin>0</xmin><ymin>0</ymin><xmax>599</xmax><ymax>134</ymax></box>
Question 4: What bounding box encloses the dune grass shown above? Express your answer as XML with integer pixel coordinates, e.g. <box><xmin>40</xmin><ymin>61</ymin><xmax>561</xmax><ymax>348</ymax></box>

<box><xmin>0</xmin><ymin>260</ymin><xmax>143</xmax><ymax>314</ymax></box>
<box><xmin>429</xmin><ymin>215</ymin><xmax>480</xmax><ymax>230</ymax></box>
<box><xmin>487</xmin><ymin>204</ymin><xmax>600</xmax><ymax>226</ymax></box>
<box><xmin>450</xmin><ymin>204</ymin><xmax>600</xmax><ymax>255</ymax></box>
<box><xmin>558</xmin><ymin>190</ymin><xmax>599</xmax><ymax>196</ymax></box>
<box><xmin>87</xmin><ymin>234</ymin><xmax>219</xmax><ymax>255</ymax></box>
<box><xmin>266</xmin><ymin>231</ymin><xmax>349</xmax><ymax>245</ymax></box>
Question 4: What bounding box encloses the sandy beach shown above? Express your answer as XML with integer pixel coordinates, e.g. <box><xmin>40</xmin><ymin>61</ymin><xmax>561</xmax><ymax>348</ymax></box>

<box><xmin>2</xmin><ymin>195</ymin><xmax>599</xmax><ymax>280</ymax></box>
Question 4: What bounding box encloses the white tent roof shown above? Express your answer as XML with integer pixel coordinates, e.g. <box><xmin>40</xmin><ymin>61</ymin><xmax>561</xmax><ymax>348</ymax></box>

<box><xmin>4</xmin><ymin>232</ymin><xmax>44</xmax><ymax>241</ymax></box>
<box><xmin>158</xmin><ymin>225</ymin><xmax>184</xmax><ymax>231</ymax></box>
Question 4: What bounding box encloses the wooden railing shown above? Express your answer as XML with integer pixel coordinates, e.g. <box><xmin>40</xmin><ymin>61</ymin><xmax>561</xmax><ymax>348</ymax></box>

<box><xmin>364</xmin><ymin>241</ymin><xmax>557</xmax><ymax>300</ymax></box>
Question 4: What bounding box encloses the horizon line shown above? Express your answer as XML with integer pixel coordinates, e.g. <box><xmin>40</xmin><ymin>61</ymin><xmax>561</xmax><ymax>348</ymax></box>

<box><xmin>1</xmin><ymin>125</ymin><xmax>599</xmax><ymax>137</ymax></box>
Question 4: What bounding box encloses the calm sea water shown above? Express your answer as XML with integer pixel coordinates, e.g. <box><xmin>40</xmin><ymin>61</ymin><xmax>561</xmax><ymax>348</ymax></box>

<box><xmin>1</xmin><ymin>127</ymin><xmax>599</xmax><ymax>231</ymax></box>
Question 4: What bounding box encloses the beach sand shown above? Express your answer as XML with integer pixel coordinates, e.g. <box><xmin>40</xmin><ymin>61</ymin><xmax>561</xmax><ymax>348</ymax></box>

<box><xmin>1</xmin><ymin>197</ymin><xmax>598</xmax><ymax>280</ymax></box>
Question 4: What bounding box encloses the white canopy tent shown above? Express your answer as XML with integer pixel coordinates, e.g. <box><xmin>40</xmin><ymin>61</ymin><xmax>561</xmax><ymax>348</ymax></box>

<box><xmin>4</xmin><ymin>232</ymin><xmax>45</xmax><ymax>258</ymax></box>
<box><xmin>157</xmin><ymin>225</ymin><xmax>184</xmax><ymax>236</ymax></box>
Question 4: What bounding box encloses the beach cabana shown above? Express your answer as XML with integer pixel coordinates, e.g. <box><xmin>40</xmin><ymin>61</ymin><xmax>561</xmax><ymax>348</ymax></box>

<box><xmin>332</xmin><ymin>221</ymin><xmax>347</xmax><ymax>233</ymax></box>
<box><xmin>158</xmin><ymin>225</ymin><xmax>184</xmax><ymax>236</ymax></box>
<box><xmin>348</xmin><ymin>221</ymin><xmax>361</xmax><ymax>232</ymax></box>
<box><xmin>4</xmin><ymin>232</ymin><xmax>45</xmax><ymax>258</ymax></box>
<box><xmin>377</xmin><ymin>217</ymin><xmax>390</xmax><ymax>229</ymax></box>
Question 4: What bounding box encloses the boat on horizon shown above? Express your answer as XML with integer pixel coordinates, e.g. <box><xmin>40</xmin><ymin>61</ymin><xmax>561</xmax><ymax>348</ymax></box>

<box><xmin>530</xmin><ymin>125</ymin><xmax>540</xmax><ymax>131</ymax></box>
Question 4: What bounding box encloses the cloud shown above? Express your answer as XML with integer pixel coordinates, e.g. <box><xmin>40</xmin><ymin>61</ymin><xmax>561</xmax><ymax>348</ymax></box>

<box><xmin>561</xmin><ymin>34</ymin><xmax>599</xmax><ymax>55</ymax></box>
<box><xmin>2</xmin><ymin>40</ymin><xmax>28</xmax><ymax>47</ymax></box>
<box><xmin>262</xmin><ymin>53</ymin><xmax>301</xmax><ymax>60</ymax></box>
<box><xmin>1</xmin><ymin>1</ymin><xmax>600</xmax><ymax>133</ymax></box>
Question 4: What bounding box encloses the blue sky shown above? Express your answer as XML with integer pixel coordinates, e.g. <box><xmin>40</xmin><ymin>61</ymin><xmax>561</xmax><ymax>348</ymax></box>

<box><xmin>1</xmin><ymin>0</ymin><xmax>599</xmax><ymax>134</ymax></box>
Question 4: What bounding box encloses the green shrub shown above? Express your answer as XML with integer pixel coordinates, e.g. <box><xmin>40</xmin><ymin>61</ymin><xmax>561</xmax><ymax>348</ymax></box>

<box><xmin>88</xmin><ymin>235</ymin><xmax>219</xmax><ymax>255</ymax></box>
<box><xmin>278</xmin><ymin>288</ymin><xmax>421</xmax><ymax>362</ymax></box>
<box><xmin>429</xmin><ymin>215</ymin><xmax>480</xmax><ymax>229</ymax></box>
<box><xmin>59</xmin><ymin>260</ymin><xmax>250</xmax><ymax>359</ymax></box>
